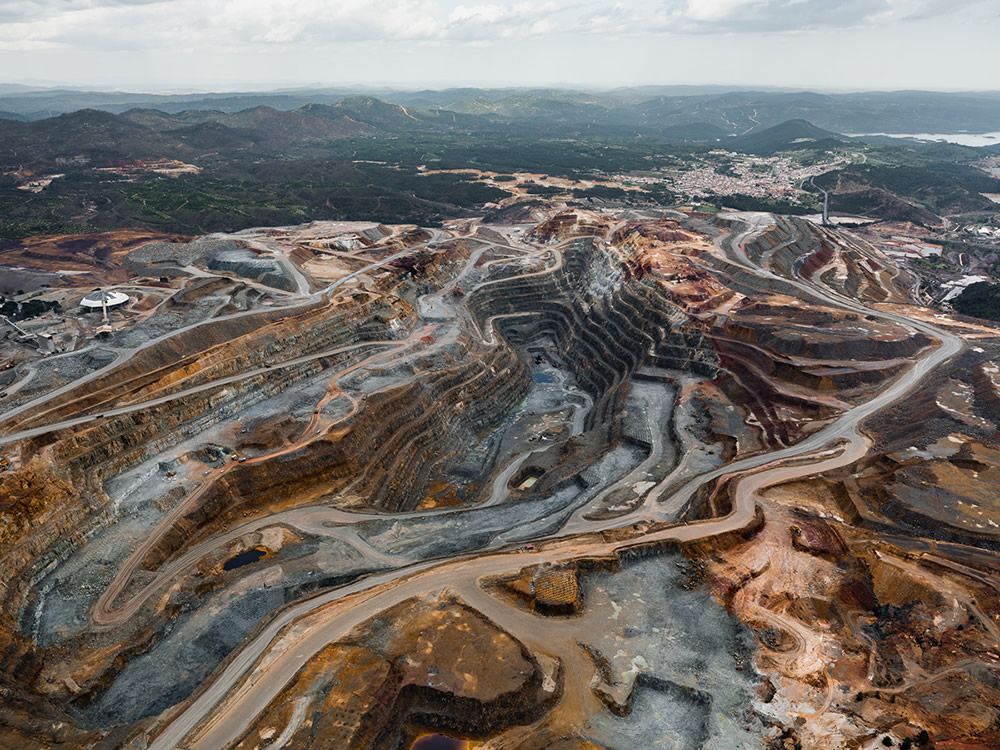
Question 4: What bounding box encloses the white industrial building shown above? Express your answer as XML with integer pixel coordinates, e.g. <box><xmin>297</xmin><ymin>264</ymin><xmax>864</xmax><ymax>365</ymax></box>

<box><xmin>80</xmin><ymin>290</ymin><xmax>130</xmax><ymax>310</ymax></box>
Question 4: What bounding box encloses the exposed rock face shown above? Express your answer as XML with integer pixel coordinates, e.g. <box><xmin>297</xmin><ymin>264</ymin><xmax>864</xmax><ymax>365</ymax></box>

<box><xmin>493</xmin><ymin>563</ymin><xmax>583</xmax><ymax>614</ymax></box>
<box><xmin>530</xmin><ymin>566</ymin><xmax>580</xmax><ymax>613</ymax></box>
<box><xmin>0</xmin><ymin>209</ymin><xmax>995</xmax><ymax>750</ymax></box>
<box><xmin>526</xmin><ymin>211</ymin><xmax>613</xmax><ymax>244</ymax></box>
<box><xmin>741</xmin><ymin>216</ymin><xmax>914</xmax><ymax>304</ymax></box>
<box><xmin>228</xmin><ymin>596</ymin><xmax>554</xmax><ymax>750</ymax></box>
<box><xmin>0</xmin><ymin>229</ymin><xmax>189</xmax><ymax>279</ymax></box>
<box><xmin>230</xmin><ymin>644</ymin><xmax>400</xmax><ymax>750</ymax></box>
<box><xmin>612</xmin><ymin>219</ymin><xmax>700</xmax><ymax>246</ymax></box>
<box><xmin>972</xmin><ymin>360</ymin><xmax>1000</xmax><ymax>414</ymax></box>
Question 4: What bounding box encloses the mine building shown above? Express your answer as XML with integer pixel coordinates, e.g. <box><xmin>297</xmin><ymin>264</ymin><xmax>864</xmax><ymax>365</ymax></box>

<box><xmin>80</xmin><ymin>290</ymin><xmax>130</xmax><ymax>311</ymax></box>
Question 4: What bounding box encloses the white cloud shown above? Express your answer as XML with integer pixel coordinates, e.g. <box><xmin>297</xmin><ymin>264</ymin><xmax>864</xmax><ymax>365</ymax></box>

<box><xmin>0</xmin><ymin>0</ymin><xmax>574</xmax><ymax>51</ymax></box>
<box><xmin>445</xmin><ymin>2</ymin><xmax>562</xmax><ymax>39</ymax></box>
<box><xmin>685</xmin><ymin>0</ymin><xmax>761</xmax><ymax>23</ymax></box>
<box><xmin>573</xmin><ymin>0</ymin><xmax>991</xmax><ymax>34</ymax></box>
<box><xmin>0</xmin><ymin>0</ymin><xmax>996</xmax><ymax>88</ymax></box>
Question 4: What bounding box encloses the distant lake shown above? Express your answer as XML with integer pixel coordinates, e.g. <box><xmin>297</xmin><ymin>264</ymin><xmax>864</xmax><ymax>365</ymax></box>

<box><xmin>847</xmin><ymin>132</ymin><xmax>1000</xmax><ymax>147</ymax></box>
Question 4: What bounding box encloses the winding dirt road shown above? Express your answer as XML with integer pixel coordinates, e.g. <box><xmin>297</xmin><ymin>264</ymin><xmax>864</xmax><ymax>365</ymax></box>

<box><xmin>143</xmin><ymin>216</ymin><xmax>963</xmax><ymax>750</ymax></box>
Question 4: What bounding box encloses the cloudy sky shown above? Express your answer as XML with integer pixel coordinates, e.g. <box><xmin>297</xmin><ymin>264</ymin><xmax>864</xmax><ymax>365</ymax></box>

<box><xmin>2</xmin><ymin>0</ymin><xmax>998</xmax><ymax>91</ymax></box>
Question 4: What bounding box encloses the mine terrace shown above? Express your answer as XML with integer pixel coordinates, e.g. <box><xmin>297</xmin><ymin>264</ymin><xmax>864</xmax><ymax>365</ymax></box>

<box><xmin>0</xmin><ymin>200</ymin><xmax>999</xmax><ymax>750</ymax></box>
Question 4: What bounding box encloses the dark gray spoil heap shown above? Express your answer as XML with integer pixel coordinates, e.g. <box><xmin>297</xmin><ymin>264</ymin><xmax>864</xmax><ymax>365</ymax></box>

<box><xmin>205</xmin><ymin>249</ymin><xmax>296</xmax><ymax>293</ymax></box>
<box><xmin>126</xmin><ymin>239</ymin><xmax>296</xmax><ymax>292</ymax></box>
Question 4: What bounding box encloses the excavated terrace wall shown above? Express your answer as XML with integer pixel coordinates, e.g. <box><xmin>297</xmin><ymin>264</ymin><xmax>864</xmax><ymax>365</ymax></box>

<box><xmin>0</xmin><ymin>298</ymin><xmax>411</xmax><ymax>624</ymax></box>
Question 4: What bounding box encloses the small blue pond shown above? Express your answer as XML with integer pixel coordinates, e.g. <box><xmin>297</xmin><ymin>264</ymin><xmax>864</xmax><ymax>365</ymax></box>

<box><xmin>223</xmin><ymin>547</ymin><xmax>266</xmax><ymax>571</ymax></box>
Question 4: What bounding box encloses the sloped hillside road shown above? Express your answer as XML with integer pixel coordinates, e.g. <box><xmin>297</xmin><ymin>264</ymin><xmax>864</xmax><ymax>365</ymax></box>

<box><xmin>147</xmin><ymin>215</ymin><xmax>963</xmax><ymax>750</ymax></box>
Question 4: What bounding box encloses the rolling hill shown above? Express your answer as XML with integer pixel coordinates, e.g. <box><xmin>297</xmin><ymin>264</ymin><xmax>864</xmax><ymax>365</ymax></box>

<box><xmin>5</xmin><ymin>86</ymin><xmax>1000</xmax><ymax>137</ymax></box>
<box><xmin>728</xmin><ymin>119</ymin><xmax>843</xmax><ymax>154</ymax></box>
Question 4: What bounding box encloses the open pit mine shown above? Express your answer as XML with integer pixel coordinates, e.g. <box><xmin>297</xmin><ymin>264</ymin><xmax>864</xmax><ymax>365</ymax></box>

<box><xmin>1</xmin><ymin>208</ymin><xmax>1000</xmax><ymax>750</ymax></box>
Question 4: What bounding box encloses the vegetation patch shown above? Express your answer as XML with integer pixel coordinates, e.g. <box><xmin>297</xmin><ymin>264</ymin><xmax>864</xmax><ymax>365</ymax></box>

<box><xmin>953</xmin><ymin>281</ymin><xmax>1000</xmax><ymax>321</ymax></box>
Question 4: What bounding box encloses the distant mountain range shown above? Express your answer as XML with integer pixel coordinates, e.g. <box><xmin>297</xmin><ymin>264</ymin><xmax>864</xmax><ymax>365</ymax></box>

<box><xmin>0</xmin><ymin>96</ymin><xmax>509</xmax><ymax>167</ymax></box>
<box><xmin>10</xmin><ymin>95</ymin><xmax>995</xmax><ymax>179</ymax></box>
<box><xmin>2</xmin><ymin>86</ymin><xmax>1000</xmax><ymax>136</ymax></box>
<box><xmin>2</xmin><ymin>92</ymin><xmax>997</xmax><ymax>240</ymax></box>
<box><xmin>0</xmin><ymin>102</ymin><xmax>853</xmax><ymax>171</ymax></box>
